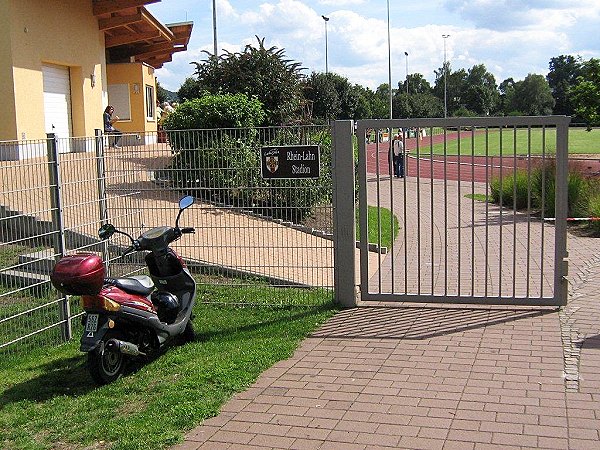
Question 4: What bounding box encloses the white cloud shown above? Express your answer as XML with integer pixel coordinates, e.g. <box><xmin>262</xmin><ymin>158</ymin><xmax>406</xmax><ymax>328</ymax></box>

<box><xmin>443</xmin><ymin>0</ymin><xmax>600</xmax><ymax>32</ymax></box>
<box><xmin>319</xmin><ymin>0</ymin><xmax>365</xmax><ymax>5</ymax></box>
<box><xmin>152</xmin><ymin>0</ymin><xmax>600</xmax><ymax>93</ymax></box>
<box><xmin>216</xmin><ymin>0</ymin><xmax>237</xmax><ymax>18</ymax></box>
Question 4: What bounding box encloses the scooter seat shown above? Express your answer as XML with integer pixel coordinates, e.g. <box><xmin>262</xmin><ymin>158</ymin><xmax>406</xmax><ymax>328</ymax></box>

<box><xmin>107</xmin><ymin>275</ymin><xmax>155</xmax><ymax>296</ymax></box>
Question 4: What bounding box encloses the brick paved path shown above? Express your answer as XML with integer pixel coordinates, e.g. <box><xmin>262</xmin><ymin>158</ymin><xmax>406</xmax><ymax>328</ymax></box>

<box><xmin>175</xmin><ymin>176</ymin><xmax>600</xmax><ymax>449</ymax></box>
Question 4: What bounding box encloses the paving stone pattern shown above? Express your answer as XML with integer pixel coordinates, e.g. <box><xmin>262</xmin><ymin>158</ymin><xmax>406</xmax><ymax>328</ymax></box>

<box><xmin>175</xmin><ymin>174</ymin><xmax>600</xmax><ymax>449</ymax></box>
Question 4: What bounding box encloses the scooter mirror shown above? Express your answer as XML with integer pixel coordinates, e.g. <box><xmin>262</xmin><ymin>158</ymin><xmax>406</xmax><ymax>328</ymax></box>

<box><xmin>98</xmin><ymin>223</ymin><xmax>116</xmax><ymax>240</ymax></box>
<box><xmin>179</xmin><ymin>195</ymin><xmax>194</xmax><ymax>210</ymax></box>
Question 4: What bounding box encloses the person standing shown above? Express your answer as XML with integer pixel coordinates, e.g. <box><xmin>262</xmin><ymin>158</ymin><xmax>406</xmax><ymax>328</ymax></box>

<box><xmin>392</xmin><ymin>133</ymin><xmax>405</xmax><ymax>178</ymax></box>
<box><xmin>103</xmin><ymin>105</ymin><xmax>122</xmax><ymax>148</ymax></box>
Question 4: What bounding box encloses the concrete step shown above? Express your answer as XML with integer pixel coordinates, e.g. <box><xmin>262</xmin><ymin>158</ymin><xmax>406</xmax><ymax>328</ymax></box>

<box><xmin>0</xmin><ymin>268</ymin><xmax>50</xmax><ymax>289</ymax></box>
<box><xmin>18</xmin><ymin>249</ymin><xmax>56</xmax><ymax>275</ymax></box>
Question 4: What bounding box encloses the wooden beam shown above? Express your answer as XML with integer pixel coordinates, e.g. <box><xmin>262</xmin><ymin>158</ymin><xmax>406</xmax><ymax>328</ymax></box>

<box><xmin>146</xmin><ymin>55</ymin><xmax>171</xmax><ymax>67</ymax></box>
<box><xmin>104</xmin><ymin>30</ymin><xmax>161</xmax><ymax>48</ymax></box>
<box><xmin>129</xmin><ymin>41</ymin><xmax>185</xmax><ymax>55</ymax></box>
<box><xmin>93</xmin><ymin>0</ymin><xmax>159</xmax><ymax>16</ymax></box>
<box><xmin>98</xmin><ymin>12</ymin><xmax>143</xmax><ymax>30</ymax></box>
<box><xmin>135</xmin><ymin>45</ymin><xmax>186</xmax><ymax>61</ymax></box>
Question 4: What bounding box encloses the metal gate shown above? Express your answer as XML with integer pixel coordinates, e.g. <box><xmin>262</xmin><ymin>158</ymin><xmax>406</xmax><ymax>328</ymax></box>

<box><xmin>332</xmin><ymin>117</ymin><xmax>570</xmax><ymax>307</ymax></box>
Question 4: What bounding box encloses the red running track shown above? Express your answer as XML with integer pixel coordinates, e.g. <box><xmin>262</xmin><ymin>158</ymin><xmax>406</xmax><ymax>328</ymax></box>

<box><xmin>366</xmin><ymin>133</ymin><xmax>600</xmax><ymax>183</ymax></box>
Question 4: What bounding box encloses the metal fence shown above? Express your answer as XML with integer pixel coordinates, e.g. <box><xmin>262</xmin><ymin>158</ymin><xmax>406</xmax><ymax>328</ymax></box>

<box><xmin>0</xmin><ymin>126</ymin><xmax>334</xmax><ymax>353</ymax></box>
<box><xmin>344</xmin><ymin>117</ymin><xmax>570</xmax><ymax>307</ymax></box>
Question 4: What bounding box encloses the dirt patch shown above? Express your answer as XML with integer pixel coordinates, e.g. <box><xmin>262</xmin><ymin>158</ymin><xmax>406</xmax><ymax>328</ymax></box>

<box><xmin>568</xmin><ymin>223</ymin><xmax>600</xmax><ymax>238</ymax></box>
<box><xmin>302</xmin><ymin>204</ymin><xmax>333</xmax><ymax>234</ymax></box>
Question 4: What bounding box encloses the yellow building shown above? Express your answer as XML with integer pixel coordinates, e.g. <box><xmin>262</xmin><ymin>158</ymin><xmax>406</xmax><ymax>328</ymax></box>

<box><xmin>0</xmin><ymin>0</ymin><xmax>192</xmax><ymax>159</ymax></box>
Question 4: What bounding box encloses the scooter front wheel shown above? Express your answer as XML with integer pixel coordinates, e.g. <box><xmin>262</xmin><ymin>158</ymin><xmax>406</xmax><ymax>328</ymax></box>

<box><xmin>176</xmin><ymin>320</ymin><xmax>196</xmax><ymax>345</ymax></box>
<box><xmin>87</xmin><ymin>336</ymin><xmax>126</xmax><ymax>385</ymax></box>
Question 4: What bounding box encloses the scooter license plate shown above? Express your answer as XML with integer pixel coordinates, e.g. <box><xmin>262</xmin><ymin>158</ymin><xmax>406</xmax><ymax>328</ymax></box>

<box><xmin>85</xmin><ymin>314</ymin><xmax>99</xmax><ymax>333</ymax></box>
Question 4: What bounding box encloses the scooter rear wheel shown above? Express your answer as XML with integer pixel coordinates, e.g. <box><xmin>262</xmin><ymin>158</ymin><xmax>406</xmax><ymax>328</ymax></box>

<box><xmin>87</xmin><ymin>335</ymin><xmax>126</xmax><ymax>385</ymax></box>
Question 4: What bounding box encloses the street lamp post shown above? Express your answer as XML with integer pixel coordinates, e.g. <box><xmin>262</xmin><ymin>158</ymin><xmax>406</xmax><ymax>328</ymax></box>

<box><xmin>404</xmin><ymin>51</ymin><xmax>409</xmax><ymax>95</ymax></box>
<box><xmin>322</xmin><ymin>16</ymin><xmax>330</xmax><ymax>75</ymax></box>
<box><xmin>212</xmin><ymin>0</ymin><xmax>218</xmax><ymax>57</ymax></box>
<box><xmin>442</xmin><ymin>34</ymin><xmax>450</xmax><ymax>118</ymax></box>
<box><xmin>387</xmin><ymin>0</ymin><xmax>392</xmax><ymax>119</ymax></box>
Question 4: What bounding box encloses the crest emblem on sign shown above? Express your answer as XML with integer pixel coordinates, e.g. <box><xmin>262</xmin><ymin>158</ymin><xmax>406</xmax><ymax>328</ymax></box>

<box><xmin>266</xmin><ymin>155</ymin><xmax>279</xmax><ymax>173</ymax></box>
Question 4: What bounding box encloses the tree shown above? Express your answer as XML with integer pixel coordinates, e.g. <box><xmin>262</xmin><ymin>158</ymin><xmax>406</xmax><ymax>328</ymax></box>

<box><xmin>304</xmin><ymin>72</ymin><xmax>374</xmax><ymax>122</ymax></box>
<box><xmin>303</xmin><ymin>72</ymin><xmax>341</xmax><ymax>122</ymax></box>
<box><xmin>351</xmin><ymin>84</ymin><xmax>374</xmax><ymax>119</ymax></box>
<box><xmin>177</xmin><ymin>77</ymin><xmax>202</xmax><ymax>102</ymax></box>
<box><xmin>433</xmin><ymin>63</ymin><xmax>468</xmax><ymax>116</ymax></box>
<box><xmin>331</xmin><ymin>75</ymin><xmax>364</xmax><ymax>120</ymax></box>
<box><xmin>190</xmin><ymin>37</ymin><xmax>305</xmax><ymax>125</ymax></box>
<box><xmin>393</xmin><ymin>92</ymin><xmax>443</xmax><ymax>118</ymax></box>
<box><xmin>373</xmin><ymin>83</ymin><xmax>393</xmax><ymax>118</ymax></box>
<box><xmin>463</xmin><ymin>64</ymin><xmax>499</xmax><ymax>115</ymax></box>
<box><xmin>156</xmin><ymin>80</ymin><xmax>169</xmax><ymax>104</ymax></box>
<box><xmin>547</xmin><ymin>55</ymin><xmax>583</xmax><ymax>116</ymax></box>
<box><xmin>499</xmin><ymin>78</ymin><xmax>516</xmax><ymax>114</ymax></box>
<box><xmin>571</xmin><ymin>58</ymin><xmax>600</xmax><ymax>128</ymax></box>
<box><xmin>398</xmin><ymin>73</ymin><xmax>432</xmax><ymax>95</ymax></box>
<box><xmin>507</xmin><ymin>74</ymin><xmax>555</xmax><ymax>116</ymax></box>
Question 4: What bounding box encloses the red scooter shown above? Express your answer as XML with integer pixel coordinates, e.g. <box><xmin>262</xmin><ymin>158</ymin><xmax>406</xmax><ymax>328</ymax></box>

<box><xmin>51</xmin><ymin>196</ymin><xmax>197</xmax><ymax>384</ymax></box>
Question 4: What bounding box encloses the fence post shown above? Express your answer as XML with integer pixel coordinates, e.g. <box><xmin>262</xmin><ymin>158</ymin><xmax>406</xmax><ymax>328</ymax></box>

<box><xmin>554</xmin><ymin>117</ymin><xmax>570</xmax><ymax>306</ymax></box>
<box><xmin>95</xmin><ymin>129</ymin><xmax>108</xmax><ymax>224</ymax></box>
<box><xmin>332</xmin><ymin>120</ymin><xmax>357</xmax><ymax>307</ymax></box>
<box><xmin>47</xmin><ymin>133</ymin><xmax>71</xmax><ymax>341</ymax></box>
<box><xmin>95</xmin><ymin>129</ymin><xmax>110</xmax><ymax>269</ymax></box>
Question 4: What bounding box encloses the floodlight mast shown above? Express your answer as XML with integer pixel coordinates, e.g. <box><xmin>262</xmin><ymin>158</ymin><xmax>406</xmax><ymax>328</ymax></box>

<box><xmin>322</xmin><ymin>15</ymin><xmax>330</xmax><ymax>75</ymax></box>
<box><xmin>442</xmin><ymin>34</ymin><xmax>450</xmax><ymax>118</ymax></box>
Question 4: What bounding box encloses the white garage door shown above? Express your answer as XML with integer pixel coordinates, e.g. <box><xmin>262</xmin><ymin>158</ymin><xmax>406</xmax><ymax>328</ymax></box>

<box><xmin>43</xmin><ymin>64</ymin><xmax>72</xmax><ymax>152</ymax></box>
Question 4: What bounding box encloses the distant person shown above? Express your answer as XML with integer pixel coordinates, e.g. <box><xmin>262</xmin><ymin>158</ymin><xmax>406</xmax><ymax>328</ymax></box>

<box><xmin>163</xmin><ymin>102</ymin><xmax>175</xmax><ymax>113</ymax></box>
<box><xmin>103</xmin><ymin>105</ymin><xmax>122</xmax><ymax>148</ymax></box>
<box><xmin>156</xmin><ymin>100</ymin><xmax>163</xmax><ymax>121</ymax></box>
<box><xmin>392</xmin><ymin>133</ymin><xmax>405</xmax><ymax>178</ymax></box>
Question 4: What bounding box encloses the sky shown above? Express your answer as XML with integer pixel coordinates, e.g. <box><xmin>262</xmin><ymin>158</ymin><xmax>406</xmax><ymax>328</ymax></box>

<box><xmin>147</xmin><ymin>0</ymin><xmax>600</xmax><ymax>93</ymax></box>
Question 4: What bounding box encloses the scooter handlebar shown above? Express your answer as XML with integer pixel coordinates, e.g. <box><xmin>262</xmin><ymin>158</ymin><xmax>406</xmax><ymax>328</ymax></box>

<box><xmin>181</xmin><ymin>227</ymin><xmax>195</xmax><ymax>234</ymax></box>
<box><xmin>120</xmin><ymin>242</ymin><xmax>138</xmax><ymax>257</ymax></box>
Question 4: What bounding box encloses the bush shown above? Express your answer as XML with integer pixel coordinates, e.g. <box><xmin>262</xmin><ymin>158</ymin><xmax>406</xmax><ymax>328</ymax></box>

<box><xmin>490</xmin><ymin>169</ymin><xmax>532</xmax><ymax>210</ymax></box>
<box><xmin>530</xmin><ymin>162</ymin><xmax>556</xmax><ymax>217</ymax></box>
<box><xmin>452</xmin><ymin>107</ymin><xmax>478</xmax><ymax>118</ymax></box>
<box><xmin>165</xmin><ymin>133</ymin><xmax>263</xmax><ymax>207</ymax></box>
<box><xmin>587</xmin><ymin>192</ymin><xmax>600</xmax><ymax>234</ymax></box>
<box><xmin>163</xmin><ymin>94</ymin><xmax>265</xmax><ymax>151</ymax></box>
<box><xmin>531</xmin><ymin>161</ymin><xmax>590</xmax><ymax>218</ymax></box>
<box><xmin>490</xmin><ymin>160</ymin><xmax>593</xmax><ymax>221</ymax></box>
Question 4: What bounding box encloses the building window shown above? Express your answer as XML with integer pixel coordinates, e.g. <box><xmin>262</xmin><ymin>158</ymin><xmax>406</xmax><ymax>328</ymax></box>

<box><xmin>145</xmin><ymin>85</ymin><xmax>155</xmax><ymax>120</ymax></box>
<box><xmin>107</xmin><ymin>84</ymin><xmax>132</xmax><ymax>120</ymax></box>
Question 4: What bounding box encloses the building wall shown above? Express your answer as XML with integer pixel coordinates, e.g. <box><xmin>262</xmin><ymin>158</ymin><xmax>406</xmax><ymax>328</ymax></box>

<box><xmin>0</xmin><ymin>1</ymin><xmax>18</xmax><ymax>140</ymax></box>
<box><xmin>4</xmin><ymin>0</ymin><xmax>105</xmax><ymax>140</ymax></box>
<box><xmin>106</xmin><ymin>63</ymin><xmax>158</xmax><ymax>134</ymax></box>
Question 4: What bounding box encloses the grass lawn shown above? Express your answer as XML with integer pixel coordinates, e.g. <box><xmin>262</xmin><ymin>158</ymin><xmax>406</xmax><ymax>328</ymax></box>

<box><xmin>428</xmin><ymin>127</ymin><xmax>600</xmax><ymax>156</ymax></box>
<box><xmin>356</xmin><ymin>205</ymin><xmax>400</xmax><ymax>249</ymax></box>
<box><xmin>0</xmin><ymin>296</ymin><xmax>336</xmax><ymax>449</ymax></box>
